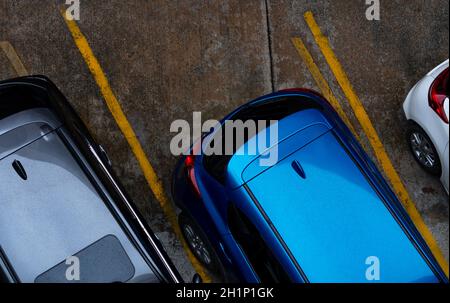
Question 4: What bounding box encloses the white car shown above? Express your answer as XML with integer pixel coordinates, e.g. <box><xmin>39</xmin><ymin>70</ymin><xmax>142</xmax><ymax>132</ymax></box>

<box><xmin>403</xmin><ymin>59</ymin><xmax>449</xmax><ymax>194</ymax></box>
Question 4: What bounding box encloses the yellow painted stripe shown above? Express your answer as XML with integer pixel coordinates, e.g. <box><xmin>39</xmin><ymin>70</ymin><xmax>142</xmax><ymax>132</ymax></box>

<box><xmin>291</xmin><ymin>37</ymin><xmax>360</xmax><ymax>140</ymax></box>
<box><xmin>304</xmin><ymin>10</ymin><xmax>449</xmax><ymax>277</ymax></box>
<box><xmin>61</xmin><ymin>12</ymin><xmax>212</xmax><ymax>282</ymax></box>
<box><xmin>0</xmin><ymin>41</ymin><xmax>28</xmax><ymax>76</ymax></box>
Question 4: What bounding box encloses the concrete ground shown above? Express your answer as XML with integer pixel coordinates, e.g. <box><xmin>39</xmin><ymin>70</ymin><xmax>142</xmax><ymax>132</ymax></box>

<box><xmin>1</xmin><ymin>0</ymin><xmax>448</xmax><ymax>282</ymax></box>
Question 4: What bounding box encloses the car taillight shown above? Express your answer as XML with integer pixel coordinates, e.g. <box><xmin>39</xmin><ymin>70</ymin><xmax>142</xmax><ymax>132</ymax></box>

<box><xmin>429</xmin><ymin>68</ymin><xmax>449</xmax><ymax>123</ymax></box>
<box><xmin>185</xmin><ymin>155</ymin><xmax>201</xmax><ymax>197</ymax></box>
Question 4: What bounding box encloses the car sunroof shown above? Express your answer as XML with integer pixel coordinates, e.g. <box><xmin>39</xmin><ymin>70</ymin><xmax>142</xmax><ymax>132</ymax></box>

<box><xmin>35</xmin><ymin>235</ymin><xmax>135</xmax><ymax>283</ymax></box>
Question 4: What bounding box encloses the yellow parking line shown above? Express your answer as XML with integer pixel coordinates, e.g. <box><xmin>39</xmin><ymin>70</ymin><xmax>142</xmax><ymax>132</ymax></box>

<box><xmin>291</xmin><ymin>37</ymin><xmax>360</xmax><ymax>140</ymax></box>
<box><xmin>303</xmin><ymin>10</ymin><xmax>449</xmax><ymax>277</ymax></box>
<box><xmin>61</xmin><ymin>12</ymin><xmax>212</xmax><ymax>282</ymax></box>
<box><xmin>0</xmin><ymin>41</ymin><xmax>28</xmax><ymax>76</ymax></box>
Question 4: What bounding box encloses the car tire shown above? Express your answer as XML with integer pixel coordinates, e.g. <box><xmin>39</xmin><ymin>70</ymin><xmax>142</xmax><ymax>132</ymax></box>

<box><xmin>407</xmin><ymin>123</ymin><xmax>442</xmax><ymax>176</ymax></box>
<box><xmin>178</xmin><ymin>212</ymin><xmax>222</xmax><ymax>275</ymax></box>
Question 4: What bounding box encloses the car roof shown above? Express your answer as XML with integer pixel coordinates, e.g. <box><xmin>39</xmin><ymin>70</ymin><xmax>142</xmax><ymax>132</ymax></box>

<box><xmin>243</xmin><ymin>127</ymin><xmax>438</xmax><ymax>282</ymax></box>
<box><xmin>0</xmin><ymin>110</ymin><xmax>157</xmax><ymax>282</ymax></box>
<box><xmin>201</xmin><ymin>93</ymin><xmax>329</xmax><ymax>185</ymax></box>
<box><xmin>226</xmin><ymin>108</ymin><xmax>331</xmax><ymax>188</ymax></box>
<box><xmin>0</xmin><ymin>108</ymin><xmax>62</xmax><ymax>160</ymax></box>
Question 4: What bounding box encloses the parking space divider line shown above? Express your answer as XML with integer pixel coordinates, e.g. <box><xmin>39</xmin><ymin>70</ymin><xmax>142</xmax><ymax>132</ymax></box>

<box><xmin>61</xmin><ymin>11</ymin><xmax>212</xmax><ymax>282</ymax></box>
<box><xmin>291</xmin><ymin>37</ymin><xmax>360</xmax><ymax>140</ymax></box>
<box><xmin>0</xmin><ymin>41</ymin><xmax>28</xmax><ymax>76</ymax></box>
<box><xmin>303</xmin><ymin>10</ymin><xmax>449</xmax><ymax>277</ymax></box>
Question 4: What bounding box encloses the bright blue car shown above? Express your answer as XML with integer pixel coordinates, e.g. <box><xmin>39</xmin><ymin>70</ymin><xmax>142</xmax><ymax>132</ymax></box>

<box><xmin>172</xmin><ymin>89</ymin><xmax>448</xmax><ymax>283</ymax></box>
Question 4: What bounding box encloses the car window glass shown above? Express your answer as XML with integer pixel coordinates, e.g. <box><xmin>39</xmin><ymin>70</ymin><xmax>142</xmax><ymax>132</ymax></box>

<box><xmin>203</xmin><ymin>96</ymin><xmax>322</xmax><ymax>183</ymax></box>
<box><xmin>228</xmin><ymin>204</ymin><xmax>291</xmax><ymax>283</ymax></box>
<box><xmin>0</xmin><ymin>85</ymin><xmax>48</xmax><ymax>120</ymax></box>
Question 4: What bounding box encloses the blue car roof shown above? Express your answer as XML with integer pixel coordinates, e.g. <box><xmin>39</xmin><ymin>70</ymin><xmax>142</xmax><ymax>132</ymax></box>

<box><xmin>226</xmin><ymin>109</ymin><xmax>332</xmax><ymax>188</ymax></box>
<box><xmin>244</xmin><ymin>127</ymin><xmax>438</xmax><ymax>282</ymax></box>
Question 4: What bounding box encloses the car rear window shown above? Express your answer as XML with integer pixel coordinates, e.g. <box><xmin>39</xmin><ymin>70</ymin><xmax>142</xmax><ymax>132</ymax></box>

<box><xmin>35</xmin><ymin>235</ymin><xmax>135</xmax><ymax>283</ymax></box>
<box><xmin>0</xmin><ymin>85</ymin><xmax>49</xmax><ymax>120</ymax></box>
<box><xmin>203</xmin><ymin>96</ymin><xmax>322</xmax><ymax>183</ymax></box>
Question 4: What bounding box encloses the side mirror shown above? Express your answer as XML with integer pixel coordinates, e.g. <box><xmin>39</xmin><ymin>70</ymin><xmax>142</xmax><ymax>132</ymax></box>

<box><xmin>192</xmin><ymin>274</ymin><xmax>203</xmax><ymax>283</ymax></box>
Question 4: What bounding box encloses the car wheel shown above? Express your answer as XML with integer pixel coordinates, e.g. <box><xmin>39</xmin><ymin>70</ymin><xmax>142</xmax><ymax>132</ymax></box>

<box><xmin>407</xmin><ymin>124</ymin><xmax>442</xmax><ymax>176</ymax></box>
<box><xmin>178</xmin><ymin>212</ymin><xmax>222</xmax><ymax>275</ymax></box>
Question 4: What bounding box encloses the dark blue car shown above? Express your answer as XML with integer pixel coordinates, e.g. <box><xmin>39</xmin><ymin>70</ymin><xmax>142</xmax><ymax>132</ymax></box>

<box><xmin>172</xmin><ymin>89</ymin><xmax>448</xmax><ymax>283</ymax></box>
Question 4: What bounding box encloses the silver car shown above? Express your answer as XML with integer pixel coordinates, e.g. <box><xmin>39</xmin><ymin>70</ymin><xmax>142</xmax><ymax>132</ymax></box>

<box><xmin>0</xmin><ymin>76</ymin><xmax>183</xmax><ymax>283</ymax></box>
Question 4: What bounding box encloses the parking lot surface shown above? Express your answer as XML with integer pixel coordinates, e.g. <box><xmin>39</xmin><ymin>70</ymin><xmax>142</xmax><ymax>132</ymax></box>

<box><xmin>1</xmin><ymin>0</ymin><xmax>448</xmax><ymax>281</ymax></box>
